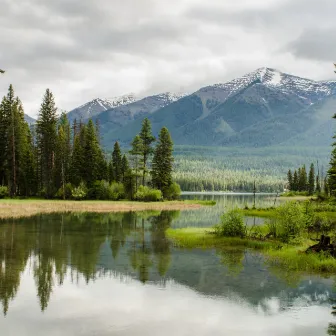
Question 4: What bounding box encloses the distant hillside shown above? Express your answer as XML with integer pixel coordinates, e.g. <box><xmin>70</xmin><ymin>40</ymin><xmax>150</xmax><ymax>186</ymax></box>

<box><xmin>24</xmin><ymin>114</ymin><xmax>35</xmax><ymax>125</ymax></box>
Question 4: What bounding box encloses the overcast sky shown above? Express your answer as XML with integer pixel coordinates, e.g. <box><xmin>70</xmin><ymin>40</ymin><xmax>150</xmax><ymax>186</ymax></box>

<box><xmin>1</xmin><ymin>0</ymin><xmax>335</xmax><ymax>117</ymax></box>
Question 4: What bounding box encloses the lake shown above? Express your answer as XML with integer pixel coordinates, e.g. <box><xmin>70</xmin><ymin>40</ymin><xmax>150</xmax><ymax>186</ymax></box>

<box><xmin>0</xmin><ymin>194</ymin><xmax>335</xmax><ymax>335</ymax></box>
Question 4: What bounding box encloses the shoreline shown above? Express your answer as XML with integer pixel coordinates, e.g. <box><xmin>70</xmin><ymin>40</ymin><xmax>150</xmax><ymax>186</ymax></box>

<box><xmin>0</xmin><ymin>199</ymin><xmax>207</xmax><ymax>219</ymax></box>
<box><xmin>166</xmin><ymin>228</ymin><xmax>336</xmax><ymax>274</ymax></box>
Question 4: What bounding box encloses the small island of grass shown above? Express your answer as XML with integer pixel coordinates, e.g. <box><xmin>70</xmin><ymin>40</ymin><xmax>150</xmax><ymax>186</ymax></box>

<box><xmin>167</xmin><ymin>202</ymin><xmax>336</xmax><ymax>274</ymax></box>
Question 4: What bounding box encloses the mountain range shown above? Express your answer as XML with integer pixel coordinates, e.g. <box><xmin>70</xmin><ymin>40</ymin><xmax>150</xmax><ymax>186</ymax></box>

<box><xmin>26</xmin><ymin>67</ymin><xmax>336</xmax><ymax>149</ymax></box>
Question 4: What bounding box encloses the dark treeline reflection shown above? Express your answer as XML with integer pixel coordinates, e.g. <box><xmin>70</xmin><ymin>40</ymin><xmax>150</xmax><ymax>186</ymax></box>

<box><xmin>0</xmin><ymin>210</ymin><xmax>180</xmax><ymax>315</ymax></box>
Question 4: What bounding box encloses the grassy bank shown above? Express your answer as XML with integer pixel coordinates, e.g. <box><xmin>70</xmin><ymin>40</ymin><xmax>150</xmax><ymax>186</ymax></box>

<box><xmin>0</xmin><ymin>199</ymin><xmax>213</xmax><ymax>219</ymax></box>
<box><xmin>166</xmin><ymin>228</ymin><xmax>336</xmax><ymax>273</ymax></box>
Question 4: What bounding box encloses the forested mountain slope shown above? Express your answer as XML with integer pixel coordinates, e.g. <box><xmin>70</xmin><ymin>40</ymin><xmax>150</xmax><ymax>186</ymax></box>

<box><xmin>99</xmin><ymin>68</ymin><xmax>336</xmax><ymax>148</ymax></box>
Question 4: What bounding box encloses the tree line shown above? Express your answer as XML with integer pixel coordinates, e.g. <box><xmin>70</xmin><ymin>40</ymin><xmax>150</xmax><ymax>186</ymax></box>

<box><xmin>287</xmin><ymin>164</ymin><xmax>322</xmax><ymax>195</ymax></box>
<box><xmin>0</xmin><ymin>85</ymin><xmax>180</xmax><ymax>200</ymax></box>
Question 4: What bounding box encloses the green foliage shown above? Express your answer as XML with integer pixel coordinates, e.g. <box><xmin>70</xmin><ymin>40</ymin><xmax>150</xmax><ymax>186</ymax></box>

<box><xmin>308</xmin><ymin>163</ymin><xmax>315</xmax><ymax>195</ymax></box>
<box><xmin>0</xmin><ymin>186</ymin><xmax>8</xmax><ymax>199</ymax></box>
<box><xmin>55</xmin><ymin>183</ymin><xmax>73</xmax><ymax>200</ymax></box>
<box><xmin>88</xmin><ymin>180</ymin><xmax>111</xmax><ymax>200</ymax></box>
<box><xmin>87</xmin><ymin>181</ymin><xmax>125</xmax><ymax>200</ymax></box>
<box><xmin>71</xmin><ymin>182</ymin><xmax>88</xmax><ymax>200</ymax></box>
<box><xmin>266</xmin><ymin>202</ymin><xmax>307</xmax><ymax>242</ymax></box>
<box><xmin>151</xmin><ymin>127</ymin><xmax>174</xmax><ymax>196</ymax></box>
<box><xmin>214</xmin><ymin>209</ymin><xmax>246</xmax><ymax>237</ymax></box>
<box><xmin>109</xmin><ymin>182</ymin><xmax>125</xmax><ymax>201</ymax></box>
<box><xmin>164</xmin><ymin>182</ymin><xmax>181</xmax><ymax>200</ymax></box>
<box><xmin>139</xmin><ymin>118</ymin><xmax>155</xmax><ymax>185</ymax></box>
<box><xmin>36</xmin><ymin>89</ymin><xmax>58</xmax><ymax>198</ymax></box>
<box><xmin>111</xmin><ymin>142</ymin><xmax>122</xmax><ymax>183</ymax></box>
<box><xmin>82</xmin><ymin>120</ymin><xmax>105</xmax><ymax>187</ymax></box>
<box><xmin>134</xmin><ymin>185</ymin><xmax>162</xmax><ymax>202</ymax></box>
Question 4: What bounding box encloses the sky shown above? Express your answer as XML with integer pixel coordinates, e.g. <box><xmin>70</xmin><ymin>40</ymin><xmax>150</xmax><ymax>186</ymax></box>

<box><xmin>0</xmin><ymin>0</ymin><xmax>335</xmax><ymax>117</ymax></box>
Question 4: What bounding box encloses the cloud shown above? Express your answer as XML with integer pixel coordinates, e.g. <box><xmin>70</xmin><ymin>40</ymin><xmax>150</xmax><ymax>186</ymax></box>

<box><xmin>0</xmin><ymin>0</ymin><xmax>335</xmax><ymax>117</ymax></box>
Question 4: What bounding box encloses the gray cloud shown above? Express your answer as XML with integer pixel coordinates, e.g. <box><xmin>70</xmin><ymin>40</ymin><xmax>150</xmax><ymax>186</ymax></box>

<box><xmin>0</xmin><ymin>0</ymin><xmax>335</xmax><ymax>117</ymax></box>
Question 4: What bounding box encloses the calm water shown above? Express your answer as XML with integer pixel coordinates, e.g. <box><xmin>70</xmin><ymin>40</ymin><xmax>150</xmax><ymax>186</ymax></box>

<box><xmin>1</xmin><ymin>194</ymin><xmax>336</xmax><ymax>335</ymax></box>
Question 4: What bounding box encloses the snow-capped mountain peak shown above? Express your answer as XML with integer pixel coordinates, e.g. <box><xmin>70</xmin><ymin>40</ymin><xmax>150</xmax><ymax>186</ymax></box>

<box><xmin>67</xmin><ymin>94</ymin><xmax>138</xmax><ymax>123</ymax></box>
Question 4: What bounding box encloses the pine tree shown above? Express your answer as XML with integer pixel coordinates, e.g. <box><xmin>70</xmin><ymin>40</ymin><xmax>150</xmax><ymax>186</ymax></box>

<box><xmin>129</xmin><ymin>135</ymin><xmax>143</xmax><ymax>192</ymax></box>
<box><xmin>0</xmin><ymin>96</ymin><xmax>8</xmax><ymax>186</ymax></box>
<box><xmin>308</xmin><ymin>163</ymin><xmax>315</xmax><ymax>195</ymax></box>
<box><xmin>121</xmin><ymin>154</ymin><xmax>129</xmax><ymax>182</ymax></box>
<box><xmin>0</xmin><ymin>86</ymin><xmax>35</xmax><ymax>196</ymax></box>
<box><xmin>36</xmin><ymin>89</ymin><xmax>58</xmax><ymax>197</ymax></box>
<box><xmin>324</xmin><ymin>177</ymin><xmax>330</xmax><ymax>196</ymax></box>
<box><xmin>82</xmin><ymin>120</ymin><xmax>102</xmax><ymax>187</ymax></box>
<box><xmin>316</xmin><ymin>175</ymin><xmax>321</xmax><ymax>194</ymax></box>
<box><xmin>298</xmin><ymin>166</ymin><xmax>307</xmax><ymax>192</ymax></box>
<box><xmin>55</xmin><ymin>113</ymin><xmax>71</xmax><ymax>198</ymax></box>
<box><xmin>293</xmin><ymin>170</ymin><xmax>299</xmax><ymax>191</ymax></box>
<box><xmin>287</xmin><ymin>170</ymin><xmax>293</xmax><ymax>190</ymax></box>
<box><xmin>328</xmin><ymin>120</ymin><xmax>336</xmax><ymax>196</ymax></box>
<box><xmin>139</xmin><ymin>118</ymin><xmax>155</xmax><ymax>186</ymax></box>
<box><xmin>151</xmin><ymin>127</ymin><xmax>174</xmax><ymax>196</ymax></box>
<box><xmin>111</xmin><ymin>142</ymin><xmax>123</xmax><ymax>183</ymax></box>
<box><xmin>70</xmin><ymin>130</ymin><xmax>85</xmax><ymax>186</ymax></box>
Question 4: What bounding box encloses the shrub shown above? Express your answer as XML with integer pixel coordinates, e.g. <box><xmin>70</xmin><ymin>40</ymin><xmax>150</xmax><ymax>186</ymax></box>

<box><xmin>164</xmin><ymin>182</ymin><xmax>181</xmax><ymax>200</ymax></box>
<box><xmin>109</xmin><ymin>182</ymin><xmax>125</xmax><ymax>201</ymax></box>
<box><xmin>215</xmin><ymin>209</ymin><xmax>246</xmax><ymax>237</ymax></box>
<box><xmin>0</xmin><ymin>186</ymin><xmax>8</xmax><ymax>199</ymax></box>
<box><xmin>88</xmin><ymin>180</ymin><xmax>110</xmax><ymax>200</ymax></box>
<box><xmin>135</xmin><ymin>185</ymin><xmax>162</xmax><ymax>202</ymax></box>
<box><xmin>55</xmin><ymin>183</ymin><xmax>73</xmax><ymax>199</ymax></box>
<box><xmin>71</xmin><ymin>182</ymin><xmax>87</xmax><ymax>200</ymax></box>
<box><xmin>271</xmin><ymin>202</ymin><xmax>307</xmax><ymax>242</ymax></box>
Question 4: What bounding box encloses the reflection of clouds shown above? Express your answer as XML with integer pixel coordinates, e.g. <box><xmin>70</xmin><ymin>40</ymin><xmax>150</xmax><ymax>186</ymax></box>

<box><xmin>1</xmin><ymin>267</ymin><xmax>332</xmax><ymax>336</ymax></box>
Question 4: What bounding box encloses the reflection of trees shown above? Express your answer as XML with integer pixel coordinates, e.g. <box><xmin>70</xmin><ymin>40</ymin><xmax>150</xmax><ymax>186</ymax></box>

<box><xmin>217</xmin><ymin>249</ymin><xmax>244</xmax><ymax>276</ymax></box>
<box><xmin>150</xmin><ymin>211</ymin><xmax>179</xmax><ymax>276</ymax></box>
<box><xmin>0</xmin><ymin>221</ymin><xmax>32</xmax><ymax>315</ymax></box>
<box><xmin>0</xmin><ymin>210</ymin><xmax>180</xmax><ymax>314</ymax></box>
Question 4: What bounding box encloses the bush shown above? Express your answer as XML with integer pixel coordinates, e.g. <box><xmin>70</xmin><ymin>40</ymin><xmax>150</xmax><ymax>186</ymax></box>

<box><xmin>71</xmin><ymin>182</ymin><xmax>87</xmax><ymax>200</ymax></box>
<box><xmin>0</xmin><ymin>186</ymin><xmax>8</xmax><ymax>199</ymax></box>
<box><xmin>269</xmin><ymin>202</ymin><xmax>307</xmax><ymax>242</ymax></box>
<box><xmin>135</xmin><ymin>186</ymin><xmax>162</xmax><ymax>202</ymax></box>
<box><xmin>109</xmin><ymin>182</ymin><xmax>125</xmax><ymax>201</ymax></box>
<box><xmin>88</xmin><ymin>180</ymin><xmax>110</xmax><ymax>200</ymax></box>
<box><xmin>55</xmin><ymin>183</ymin><xmax>73</xmax><ymax>199</ymax></box>
<box><xmin>164</xmin><ymin>182</ymin><xmax>181</xmax><ymax>200</ymax></box>
<box><xmin>215</xmin><ymin>209</ymin><xmax>246</xmax><ymax>237</ymax></box>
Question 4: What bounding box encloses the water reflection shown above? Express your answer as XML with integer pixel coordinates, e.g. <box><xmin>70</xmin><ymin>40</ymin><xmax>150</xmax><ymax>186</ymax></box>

<box><xmin>0</xmin><ymin>208</ymin><xmax>336</xmax><ymax>335</ymax></box>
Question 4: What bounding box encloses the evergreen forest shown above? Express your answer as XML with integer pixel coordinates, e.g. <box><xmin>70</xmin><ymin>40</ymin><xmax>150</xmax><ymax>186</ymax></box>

<box><xmin>0</xmin><ymin>85</ymin><xmax>180</xmax><ymax>201</ymax></box>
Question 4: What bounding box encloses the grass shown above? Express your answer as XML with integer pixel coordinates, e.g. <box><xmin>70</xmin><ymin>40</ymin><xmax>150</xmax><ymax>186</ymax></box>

<box><xmin>166</xmin><ymin>228</ymin><xmax>275</xmax><ymax>250</ymax></box>
<box><xmin>0</xmin><ymin>199</ymin><xmax>213</xmax><ymax>219</ymax></box>
<box><xmin>243</xmin><ymin>208</ymin><xmax>276</xmax><ymax>218</ymax></box>
<box><xmin>166</xmin><ymin>228</ymin><xmax>336</xmax><ymax>274</ymax></box>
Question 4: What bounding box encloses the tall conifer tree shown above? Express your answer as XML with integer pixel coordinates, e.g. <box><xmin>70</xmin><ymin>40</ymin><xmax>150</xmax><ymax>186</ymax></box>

<box><xmin>139</xmin><ymin>118</ymin><xmax>155</xmax><ymax>186</ymax></box>
<box><xmin>83</xmin><ymin>120</ymin><xmax>102</xmax><ymax>187</ymax></box>
<box><xmin>111</xmin><ymin>142</ymin><xmax>123</xmax><ymax>183</ymax></box>
<box><xmin>129</xmin><ymin>135</ymin><xmax>143</xmax><ymax>192</ymax></box>
<box><xmin>36</xmin><ymin>89</ymin><xmax>58</xmax><ymax>197</ymax></box>
<box><xmin>151</xmin><ymin>127</ymin><xmax>174</xmax><ymax>196</ymax></box>
<box><xmin>328</xmin><ymin>115</ymin><xmax>336</xmax><ymax>196</ymax></box>
<box><xmin>287</xmin><ymin>170</ymin><xmax>293</xmax><ymax>190</ymax></box>
<box><xmin>308</xmin><ymin>163</ymin><xmax>315</xmax><ymax>195</ymax></box>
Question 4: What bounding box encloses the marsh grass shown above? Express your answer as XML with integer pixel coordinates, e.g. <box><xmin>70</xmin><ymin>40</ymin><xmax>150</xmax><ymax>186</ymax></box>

<box><xmin>166</xmin><ymin>228</ymin><xmax>274</xmax><ymax>250</ymax></box>
<box><xmin>243</xmin><ymin>208</ymin><xmax>277</xmax><ymax>218</ymax></box>
<box><xmin>167</xmin><ymin>228</ymin><xmax>336</xmax><ymax>274</ymax></box>
<box><xmin>0</xmin><ymin>199</ymin><xmax>211</xmax><ymax>219</ymax></box>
